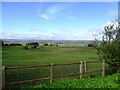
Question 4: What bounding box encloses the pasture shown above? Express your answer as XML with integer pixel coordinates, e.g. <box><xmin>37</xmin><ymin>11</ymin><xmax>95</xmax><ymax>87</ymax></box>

<box><xmin>2</xmin><ymin>46</ymin><xmax>98</xmax><ymax>66</ymax></box>
<box><xmin>2</xmin><ymin>46</ymin><xmax>104</xmax><ymax>89</ymax></box>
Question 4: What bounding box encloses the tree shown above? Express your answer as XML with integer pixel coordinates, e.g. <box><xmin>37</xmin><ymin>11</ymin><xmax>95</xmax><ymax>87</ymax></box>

<box><xmin>88</xmin><ymin>43</ymin><xmax>94</xmax><ymax>47</ymax></box>
<box><xmin>93</xmin><ymin>19</ymin><xmax>120</xmax><ymax>72</ymax></box>
<box><xmin>25</xmin><ymin>42</ymin><xmax>39</xmax><ymax>49</ymax></box>
<box><xmin>44</xmin><ymin>44</ymin><xmax>48</xmax><ymax>46</ymax></box>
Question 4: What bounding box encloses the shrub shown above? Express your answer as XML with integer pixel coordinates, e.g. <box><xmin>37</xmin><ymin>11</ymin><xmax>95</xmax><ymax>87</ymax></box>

<box><xmin>24</xmin><ymin>46</ymin><xmax>29</xmax><ymax>50</ymax></box>
<box><xmin>33</xmin><ymin>73</ymin><xmax>119</xmax><ymax>88</ymax></box>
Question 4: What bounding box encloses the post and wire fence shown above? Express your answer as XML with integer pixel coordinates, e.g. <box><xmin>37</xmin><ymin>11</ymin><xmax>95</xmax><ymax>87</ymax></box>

<box><xmin>2</xmin><ymin>60</ymin><xmax>106</xmax><ymax>89</ymax></box>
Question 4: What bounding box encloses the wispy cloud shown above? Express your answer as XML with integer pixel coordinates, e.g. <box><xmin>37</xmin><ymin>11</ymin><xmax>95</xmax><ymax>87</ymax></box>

<box><xmin>2</xmin><ymin>21</ymin><xmax>118</xmax><ymax>40</ymax></box>
<box><xmin>60</xmin><ymin>28</ymin><xmax>71</xmax><ymax>32</ymax></box>
<box><xmin>37</xmin><ymin>3</ymin><xmax>73</xmax><ymax>20</ymax></box>
<box><xmin>0</xmin><ymin>26</ymin><xmax>100</xmax><ymax>40</ymax></box>
<box><xmin>1</xmin><ymin>29</ymin><xmax>95</xmax><ymax>40</ymax></box>
<box><xmin>28</xmin><ymin>28</ymin><xmax>43</xmax><ymax>32</ymax></box>
<box><xmin>47</xmin><ymin>4</ymin><xmax>71</xmax><ymax>15</ymax></box>
<box><xmin>40</xmin><ymin>14</ymin><xmax>49</xmax><ymax>20</ymax></box>
<box><xmin>1</xmin><ymin>32</ymin><xmax>54</xmax><ymax>40</ymax></box>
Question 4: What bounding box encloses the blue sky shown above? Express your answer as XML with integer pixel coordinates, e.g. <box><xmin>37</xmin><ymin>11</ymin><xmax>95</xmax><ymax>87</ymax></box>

<box><xmin>1</xmin><ymin>2</ymin><xmax>118</xmax><ymax>40</ymax></box>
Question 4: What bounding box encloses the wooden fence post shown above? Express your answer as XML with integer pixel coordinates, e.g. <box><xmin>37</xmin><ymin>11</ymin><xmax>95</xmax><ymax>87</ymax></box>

<box><xmin>2</xmin><ymin>66</ymin><xmax>6</xmax><ymax>89</ymax></box>
<box><xmin>80</xmin><ymin>61</ymin><xmax>83</xmax><ymax>78</ymax></box>
<box><xmin>84</xmin><ymin>61</ymin><xmax>86</xmax><ymax>72</ymax></box>
<box><xmin>50</xmin><ymin>63</ymin><xmax>54</xmax><ymax>84</ymax></box>
<box><xmin>102</xmin><ymin>60</ymin><xmax>105</xmax><ymax>77</ymax></box>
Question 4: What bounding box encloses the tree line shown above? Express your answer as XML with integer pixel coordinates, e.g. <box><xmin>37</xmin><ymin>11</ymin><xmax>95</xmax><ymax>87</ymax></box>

<box><xmin>0</xmin><ymin>40</ymin><xmax>22</xmax><ymax>46</ymax></box>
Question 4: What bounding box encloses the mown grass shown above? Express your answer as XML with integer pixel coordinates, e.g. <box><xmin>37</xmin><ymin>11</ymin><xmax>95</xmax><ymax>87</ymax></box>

<box><xmin>2</xmin><ymin>46</ymin><xmax>98</xmax><ymax>67</ymax></box>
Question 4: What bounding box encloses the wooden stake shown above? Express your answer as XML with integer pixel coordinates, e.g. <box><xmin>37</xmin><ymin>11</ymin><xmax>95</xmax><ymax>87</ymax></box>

<box><xmin>102</xmin><ymin>60</ymin><xmax>105</xmax><ymax>77</ymax></box>
<box><xmin>80</xmin><ymin>61</ymin><xmax>83</xmax><ymax>78</ymax></box>
<box><xmin>84</xmin><ymin>61</ymin><xmax>86</xmax><ymax>72</ymax></box>
<box><xmin>50</xmin><ymin>63</ymin><xmax>54</xmax><ymax>84</ymax></box>
<box><xmin>2</xmin><ymin>66</ymin><xmax>6</xmax><ymax>89</ymax></box>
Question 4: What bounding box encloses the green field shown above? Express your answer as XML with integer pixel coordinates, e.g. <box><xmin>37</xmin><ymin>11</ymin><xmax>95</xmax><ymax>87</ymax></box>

<box><xmin>2</xmin><ymin>46</ymin><xmax>118</xmax><ymax>89</ymax></box>
<box><xmin>3</xmin><ymin>46</ymin><xmax>107</xmax><ymax>89</ymax></box>
<box><xmin>2</xmin><ymin>46</ymin><xmax>98</xmax><ymax>67</ymax></box>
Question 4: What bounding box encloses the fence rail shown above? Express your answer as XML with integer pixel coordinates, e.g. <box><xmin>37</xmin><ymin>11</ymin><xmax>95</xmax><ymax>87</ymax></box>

<box><xmin>2</xmin><ymin>60</ymin><xmax>105</xmax><ymax>89</ymax></box>
<box><xmin>6</xmin><ymin>64</ymin><xmax>51</xmax><ymax>69</ymax></box>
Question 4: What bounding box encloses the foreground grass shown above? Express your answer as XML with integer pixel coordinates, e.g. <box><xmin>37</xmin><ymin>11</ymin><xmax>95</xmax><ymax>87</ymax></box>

<box><xmin>32</xmin><ymin>73</ymin><xmax>120</xmax><ymax>89</ymax></box>
<box><xmin>2</xmin><ymin>46</ymin><xmax>98</xmax><ymax>66</ymax></box>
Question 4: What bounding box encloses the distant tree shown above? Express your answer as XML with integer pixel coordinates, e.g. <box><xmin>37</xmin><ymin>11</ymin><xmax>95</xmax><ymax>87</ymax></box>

<box><xmin>10</xmin><ymin>43</ymin><xmax>15</xmax><ymax>46</ymax></box>
<box><xmin>4</xmin><ymin>44</ymin><xmax>9</xmax><ymax>46</ymax></box>
<box><xmin>16</xmin><ymin>43</ymin><xmax>22</xmax><ymax>46</ymax></box>
<box><xmin>25</xmin><ymin>42</ymin><xmax>39</xmax><ymax>49</ymax></box>
<box><xmin>9</xmin><ymin>43</ymin><xmax>22</xmax><ymax>46</ymax></box>
<box><xmin>33</xmin><ymin>42</ymin><xmax>39</xmax><ymax>48</ymax></box>
<box><xmin>93</xmin><ymin>19</ymin><xmax>120</xmax><ymax>72</ymax></box>
<box><xmin>88</xmin><ymin>44</ymin><xmax>94</xmax><ymax>47</ymax></box>
<box><xmin>44</xmin><ymin>44</ymin><xmax>48</xmax><ymax>46</ymax></box>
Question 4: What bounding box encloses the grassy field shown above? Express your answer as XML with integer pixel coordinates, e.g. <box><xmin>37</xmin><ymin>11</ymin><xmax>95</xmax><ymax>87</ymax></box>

<box><xmin>2</xmin><ymin>46</ymin><xmax>99</xmax><ymax>67</ymax></box>
<box><xmin>2</xmin><ymin>46</ymin><xmax>104</xmax><ymax>89</ymax></box>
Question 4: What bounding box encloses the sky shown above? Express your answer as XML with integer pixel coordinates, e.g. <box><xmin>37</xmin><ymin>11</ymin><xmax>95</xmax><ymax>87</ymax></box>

<box><xmin>1</xmin><ymin>2</ymin><xmax>118</xmax><ymax>40</ymax></box>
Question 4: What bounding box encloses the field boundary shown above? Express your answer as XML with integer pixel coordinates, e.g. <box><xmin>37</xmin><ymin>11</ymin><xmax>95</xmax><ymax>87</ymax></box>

<box><xmin>2</xmin><ymin>60</ymin><xmax>105</xmax><ymax>89</ymax></box>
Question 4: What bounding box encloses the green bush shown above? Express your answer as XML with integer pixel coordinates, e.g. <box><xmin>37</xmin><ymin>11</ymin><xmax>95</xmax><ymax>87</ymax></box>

<box><xmin>24</xmin><ymin>46</ymin><xmax>29</xmax><ymax>50</ymax></box>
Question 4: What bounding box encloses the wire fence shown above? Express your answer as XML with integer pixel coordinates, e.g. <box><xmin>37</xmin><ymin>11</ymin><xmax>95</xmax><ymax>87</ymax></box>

<box><xmin>2</xmin><ymin>60</ymin><xmax>105</xmax><ymax>89</ymax></box>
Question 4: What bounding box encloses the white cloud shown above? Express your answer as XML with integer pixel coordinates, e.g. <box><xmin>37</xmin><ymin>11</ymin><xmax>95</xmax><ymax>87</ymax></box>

<box><xmin>109</xmin><ymin>9</ymin><xmax>118</xmax><ymax>18</ymax></box>
<box><xmin>47</xmin><ymin>4</ymin><xmax>70</xmax><ymax>15</ymax></box>
<box><xmin>37</xmin><ymin>3</ymin><xmax>72</xmax><ymax>20</ymax></box>
<box><xmin>40</xmin><ymin>14</ymin><xmax>49</xmax><ymax>20</ymax></box>
<box><xmin>60</xmin><ymin>28</ymin><xmax>71</xmax><ymax>32</ymax></box>
<box><xmin>28</xmin><ymin>28</ymin><xmax>42</xmax><ymax>32</ymax></box>
<box><xmin>1</xmin><ymin>27</ymin><xmax>102</xmax><ymax>40</ymax></box>
<box><xmin>89</xmin><ymin>20</ymin><xmax>118</xmax><ymax>34</ymax></box>
<box><xmin>47</xmin><ymin>6</ymin><xmax>58</xmax><ymax>15</ymax></box>
<box><xmin>39</xmin><ymin>14</ymin><xmax>55</xmax><ymax>20</ymax></box>
<box><xmin>2</xmin><ymin>21</ymin><xmax>118</xmax><ymax>40</ymax></box>
<box><xmin>1</xmin><ymin>30</ymin><xmax>94</xmax><ymax>40</ymax></box>
<box><xmin>103</xmin><ymin>20</ymin><xmax>118</xmax><ymax>30</ymax></box>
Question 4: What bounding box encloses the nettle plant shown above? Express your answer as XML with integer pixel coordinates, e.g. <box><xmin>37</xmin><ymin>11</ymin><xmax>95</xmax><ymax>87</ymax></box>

<box><xmin>93</xmin><ymin>19</ymin><xmax>120</xmax><ymax>72</ymax></box>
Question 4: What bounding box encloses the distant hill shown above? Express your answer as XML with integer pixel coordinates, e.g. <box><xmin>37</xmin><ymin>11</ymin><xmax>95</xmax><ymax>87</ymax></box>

<box><xmin>2</xmin><ymin>39</ymin><xmax>92</xmax><ymax>46</ymax></box>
